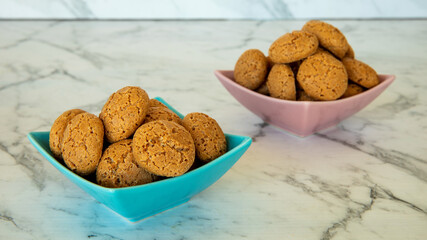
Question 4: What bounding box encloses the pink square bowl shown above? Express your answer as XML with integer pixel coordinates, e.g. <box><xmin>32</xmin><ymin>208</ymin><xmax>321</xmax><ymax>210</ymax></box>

<box><xmin>214</xmin><ymin>70</ymin><xmax>395</xmax><ymax>137</ymax></box>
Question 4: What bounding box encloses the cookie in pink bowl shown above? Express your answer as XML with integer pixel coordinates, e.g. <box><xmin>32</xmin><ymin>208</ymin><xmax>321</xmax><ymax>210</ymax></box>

<box><xmin>214</xmin><ymin>70</ymin><xmax>394</xmax><ymax>137</ymax></box>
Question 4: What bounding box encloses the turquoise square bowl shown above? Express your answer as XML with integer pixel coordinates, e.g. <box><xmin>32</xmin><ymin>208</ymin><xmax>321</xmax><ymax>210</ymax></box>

<box><xmin>28</xmin><ymin>97</ymin><xmax>252</xmax><ymax>222</ymax></box>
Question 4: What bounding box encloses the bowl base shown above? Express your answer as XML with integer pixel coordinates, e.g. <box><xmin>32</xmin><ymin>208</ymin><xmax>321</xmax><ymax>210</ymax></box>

<box><xmin>270</xmin><ymin>122</ymin><xmax>341</xmax><ymax>138</ymax></box>
<box><xmin>121</xmin><ymin>197</ymin><xmax>192</xmax><ymax>223</ymax></box>
<box><xmin>215</xmin><ymin>70</ymin><xmax>395</xmax><ymax>136</ymax></box>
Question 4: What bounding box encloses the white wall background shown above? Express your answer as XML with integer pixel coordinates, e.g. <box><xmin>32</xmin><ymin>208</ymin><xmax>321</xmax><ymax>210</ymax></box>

<box><xmin>1</xmin><ymin>0</ymin><xmax>426</xmax><ymax>19</ymax></box>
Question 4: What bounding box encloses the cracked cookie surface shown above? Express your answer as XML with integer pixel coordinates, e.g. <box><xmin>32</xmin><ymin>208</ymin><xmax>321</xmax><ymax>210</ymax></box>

<box><xmin>182</xmin><ymin>112</ymin><xmax>227</xmax><ymax>162</ymax></box>
<box><xmin>144</xmin><ymin>106</ymin><xmax>182</xmax><ymax>125</ymax></box>
<box><xmin>342</xmin><ymin>58</ymin><xmax>379</xmax><ymax>88</ymax></box>
<box><xmin>297</xmin><ymin>51</ymin><xmax>348</xmax><ymax>100</ymax></box>
<box><xmin>49</xmin><ymin>109</ymin><xmax>85</xmax><ymax>159</ymax></box>
<box><xmin>267</xmin><ymin>64</ymin><xmax>296</xmax><ymax>100</ymax></box>
<box><xmin>61</xmin><ymin>112</ymin><xmax>104</xmax><ymax>176</ymax></box>
<box><xmin>269</xmin><ymin>30</ymin><xmax>318</xmax><ymax>64</ymax></box>
<box><xmin>302</xmin><ymin>20</ymin><xmax>349</xmax><ymax>59</ymax></box>
<box><xmin>132</xmin><ymin>120</ymin><xmax>195</xmax><ymax>177</ymax></box>
<box><xmin>100</xmin><ymin>86</ymin><xmax>149</xmax><ymax>143</ymax></box>
<box><xmin>234</xmin><ymin>49</ymin><xmax>268</xmax><ymax>90</ymax></box>
<box><xmin>96</xmin><ymin>139</ymin><xmax>157</xmax><ymax>188</ymax></box>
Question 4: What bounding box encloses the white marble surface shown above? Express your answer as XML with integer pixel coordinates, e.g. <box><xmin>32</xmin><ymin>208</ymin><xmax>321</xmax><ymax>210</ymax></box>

<box><xmin>1</xmin><ymin>0</ymin><xmax>427</xmax><ymax>19</ymax></box>
<box><xmin>0</xmin><ymin>20</ymin><xmax>426</xmax><ymax>239</ymax></box>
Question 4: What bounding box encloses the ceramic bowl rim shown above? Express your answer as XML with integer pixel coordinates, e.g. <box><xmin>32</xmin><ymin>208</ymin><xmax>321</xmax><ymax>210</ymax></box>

<box><xmin>214</xmin><ymin>70</ymin><xmax>395</xmax><ymax>105</ymax></box>
<box><xmin>28</xmin><ymin>97</ymin><xmax>252</xmax><ymax>193</ymax></box>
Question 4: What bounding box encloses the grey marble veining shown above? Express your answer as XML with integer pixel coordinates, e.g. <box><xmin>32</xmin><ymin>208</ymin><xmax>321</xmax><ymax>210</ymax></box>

<box><xmin>0</xmin><ymin>20</ymin><xmax>426</xmax><ymax>239</ymax></box>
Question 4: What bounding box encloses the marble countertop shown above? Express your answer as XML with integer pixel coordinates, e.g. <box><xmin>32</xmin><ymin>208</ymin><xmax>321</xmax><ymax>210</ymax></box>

<box><xmin>1</xmin><ymin>20</ymin><xmax>426</xmax><ymax>239</ymax></box>
<box><xmin>3</xmin><ymin>0</ymin><xmax>427</xmax><ymax>19</ymax></box>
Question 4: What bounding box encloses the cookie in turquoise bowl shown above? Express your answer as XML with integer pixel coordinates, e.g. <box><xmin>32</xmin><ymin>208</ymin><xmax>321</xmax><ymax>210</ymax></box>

<box><xmin>28</xmin><ymin>97</ymin><xmax>252</xmax><ymax>222</ymax></box>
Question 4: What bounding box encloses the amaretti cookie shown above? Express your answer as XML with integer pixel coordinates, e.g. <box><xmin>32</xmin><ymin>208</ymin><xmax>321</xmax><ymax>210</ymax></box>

<box><xmin>266</xmin><ymin>64</ymin><xmax>296</xmax><ymax>100</ymax></box>
<box><xmin>297</xmin><ymin>51</ymin><xmax>348</xmax><ymax>100</ymax></box>
<box><xmin>49</xmin><ymin>109</ymin><xmax>85</xmax><ymax>159</ymax></box>
<box><xmin>302</xmin><ymin>20</ymin><xmax>349</xmax><ymax>59</ymax></box>
<box><xmin>344</xmin><ymin>44</ymin><xmax>355</xmax><ymax>59</ymax></box>
<box><xmin>342</xmin><ymin>58</ymin><xmax>379</xmax><ymax>88</ymax></box>
<box><xmin>100</xmin><ymin>86</ymin><xmax>149</xmax><ymax>143</ymax></box>
<box><xmin>182</xmin><ymin>112</ymin><xmax>227</xmax><ymax>162</ymax></box>
<box><xmin>341</xmin><ymin>82</ymin><xmax>364</xmax><ymax>98</ymax></box>
<box><xmin>132</xmin><ymin>120</ymin><xmax>195</xmax><ymax>177</ymax></box>
<box><xmin>96</xmin><ymin>139</ymin><xmax>157</xmax><ymax>188</ymax></box>
<box><xmin>234</xmin><ymin>49</ymin><xmax>268</xmax><ymax>90</ymax></box>
<box><xmin>61</xmin><ymin>112</ymin><xmax>104</xmax><ymax>176</ymax></box>
<box><xmin>149</xmin><ymin>99</ymin><xmax>168</xmax><ymax>109</ymax></box>
<box><xmin>269</xmin><ymin>30</ymin><xmax>318</xmax><ymax>64</ymax></box>
<box><xmin>232</xmin><ymin>20</ymin><xmax>379</xmax><ymax>102</ymax></box>
<box><xmin>255</xmin><ymin>82</ymin><xmax>270</xmax><ymax>95</ymax></box>
<box><xmin>49</xmin><ymin>85</ymin><xmax>230</xmax><ymax>188</ymax></box>
<box><xmin>144</xmin><ymin>106</ymin><xmax>182</xmax><ymax>125</ymax></box>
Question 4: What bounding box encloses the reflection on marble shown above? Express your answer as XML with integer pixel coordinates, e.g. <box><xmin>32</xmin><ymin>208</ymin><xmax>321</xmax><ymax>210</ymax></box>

<box><xmin>1</xmin><ymin>0</ymin><xmax>427</xmax><ymax>19</ymax></box>
<box><xmin>0</xmin><ymin>20</ymin><xmax>426</xmax><ymax>239</ymax></box>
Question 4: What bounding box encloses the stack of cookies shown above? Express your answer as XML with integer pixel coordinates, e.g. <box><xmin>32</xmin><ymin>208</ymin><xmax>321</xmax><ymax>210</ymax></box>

<box><xmin>234</xmin><ymin>20</ymin><xmax>379</xmax><ymax>101</ymax></box>
<box><xmin>49</xmin><ymin>86</ymin><xmax>227</xmax><ymax>188</ymax></box>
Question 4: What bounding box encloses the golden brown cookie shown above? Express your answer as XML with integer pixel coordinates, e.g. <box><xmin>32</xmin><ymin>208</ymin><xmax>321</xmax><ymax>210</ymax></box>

<box><xmin>149</xmin><ymin>99</ymin><xmax>168</xmax><ymax>109</ymax></box>
<box><xmin>144</xmin><ymin>107</ymin><xmax>182</xmax><ymax>125</ymax></box>
<box><xmin>49</xmin><ymin>109</ymin><xmax>85</xmax><ymax>159</ymax></box>
<box><xmin>255</xmin><ymin>82</ymin><xmax>270</xmax><ymax>95</ymax></box>
<box><xmin>297</xmin><ymin>51</ymin><xmax>348</xmax><ymax>100</ymax></box>
<box><xmin>99</xmin><ymin>86</ymin><xmax>149</xmax><ymax>143</ymax></box>
<box><xmin>342</xmin><ymin>58</ymin><xmax>379</xmax><ymax>88</ymax></box>
<box><xmin>344</xmin><ymin>44</ymin><xmax>355</xmax><ymax>59</ymax></box>
<box><xmin>182</xmin><ymin>112</ymin><xmax>227</xmax><ymax>162</ymax></box>
<box><xmin>96</xmin><ymin>139</ymin><xmax>157</xmax><ymax>188</ymax></box>
<box><xmin>234</xmin><ymin>49</ymin><xmax>268</xmax><ymax>90</ymax></box>
<box><xmin>302</xmin><ymin>20</ymin><xmax>349</xmax><ymax>59</ymax></box>
<box><xmin>341</xmin><ymin>82</ymin><xmax>365</xmax><ymax>98</ymax></box>
<box><xmin>61</xmin><ymin>112</ymin><xmax>104</xmax><ymax>176</ymax></box>
<box><xmin>132</xmin><ymin>120</ymin><xmax>195</xmax><ymax>177</ymax></box>
<box><xmin>266</xmin><ymin>64</ymin><xmax>296</xmax><ymax>100</ymax></box>
<box><xmin>269</xmin><ymin>30</ymin><xmax>319</xmax><ymax>64</ymax></box>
